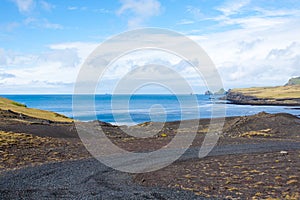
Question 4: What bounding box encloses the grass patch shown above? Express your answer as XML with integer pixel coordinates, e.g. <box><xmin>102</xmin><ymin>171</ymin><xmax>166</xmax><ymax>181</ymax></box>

<box><xmin>11</xmin><ymin>101</ymin><xmax>27</xmax><ymax>107</ymax></box>
<box><xmin>239</xmin><ymin>129</ymin><xmax>272</xmax><ymax>138</ymax></box>
<box><xmin>0</xmin><ymin>131</ymin><xmax>34</xmax><ymax>147</ymax></box>
<box><xmin>286</xmin><ymin>180</ymin><xmax>298</xmax><ymax>185</ymax></box>
<box><xmin>231</xmin><ymin>85</ymin><xmax>300</xmax><ymax>99</ymax></box>
<box><xmin>0</xmin><ymin>96</ymin><xmax>73</xmax><ymax>122</ymax></box>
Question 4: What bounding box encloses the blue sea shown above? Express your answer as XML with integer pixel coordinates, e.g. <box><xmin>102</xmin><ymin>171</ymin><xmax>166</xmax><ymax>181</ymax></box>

<box><xmin>1</xmin><ymin>94</ymin><xmax>299</xmax><ymax>125</ymax></box>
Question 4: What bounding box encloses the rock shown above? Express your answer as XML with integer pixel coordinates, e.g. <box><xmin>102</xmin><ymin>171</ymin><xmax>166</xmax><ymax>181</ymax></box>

<box><xmin>204</xmin><ymin>90</ymin><xmax>213</xmax><ymax>95</ymax></box>
<box><xmin>42</xmin><ymin>120</ymin><xmax>50</xmax><ymax>125</ymax></box>
<box><xmin>285</xmin><ymin>77</ymin><xmax>300</xmax><ymax>86</ymax></box>
<box><xmin>280</xmin><ymin>151</ymin><xmax>288</xmax><ymax>156</ymax></box>
<box><xmin>214</xmin><ymin>88</ymin><xmax>227</xmax><ymax>95</ymax></box>
<box><xmin>224</xmin><ymin>90</ymin><xmax>300</xmax><ymax>106</ymax></box>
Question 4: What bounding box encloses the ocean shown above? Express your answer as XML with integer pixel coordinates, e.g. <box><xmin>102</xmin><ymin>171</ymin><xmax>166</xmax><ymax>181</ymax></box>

<box><xmin>1</xmin><ymin>94</ymin><xmax>299</xmax><ymax>125</ymax></box>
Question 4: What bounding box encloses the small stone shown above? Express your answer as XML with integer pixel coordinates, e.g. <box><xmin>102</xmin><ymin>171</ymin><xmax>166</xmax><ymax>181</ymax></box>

<box><xmin>280</xmin><ymin>151</ymin><xmax>288</xmax><ymax>156</ymax></box>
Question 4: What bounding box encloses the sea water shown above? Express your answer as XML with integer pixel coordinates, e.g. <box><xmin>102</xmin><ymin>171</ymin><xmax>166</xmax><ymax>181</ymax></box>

<box><xmin>1</xmin><ymin>94</ymin><xmax>299</xmax><ymax>125</ymax></box>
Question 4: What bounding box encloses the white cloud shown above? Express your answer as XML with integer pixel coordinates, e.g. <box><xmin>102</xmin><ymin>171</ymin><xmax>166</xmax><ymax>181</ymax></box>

<box><xmin>117</xmin><ymin>0</ymin><xmax>161</xmax><ymax>28</ymax></box>
<box><xmin>24</xmin><ymin>17</ymin><xmax>63</xmax><ymax>29</ymax></box>
<box><xmin>93</xmin><ymin>8</ymin><xmax>111</xmax><ymax>14</ymax></box>
<box><xmin>67</xmin><ymin>6</ymin><xmax>88</xmax><ymax>11</ymax></box>
<box><xmin>39</xmin><ymin>0</ymin><xmax>54</xmax><ymax>11</ymax></box>
<box><xmin>67</xmin><ymin>6</ymin><xmax>77</xmax><ymax>10</ymax></box>
<box><xmin>37</xmin><ymin>49</ymin><xmax>80</xmax><ymax>68</ymax></box>
<box><xmin>0</xmin><ymin>72</ymin><xmax>15</xmax><ymax>80</ymax></box>
<box><xmin>43</xmin><ymin>21</ymin><xmax>63</xmax><ymax>29</ymax></box>
<box><xmin>0</xmin><ymin>22</ymin><xmax>20</xmax><ymax>32</ymax></box>
<box><xmin>212</xmin><ymin>2</ymin><xmax>300</xmax><ymax>30</ymax></box>
<box><xmin>186</xmin><ymin>5</ymin><xmax>202</xmax><ymax>19</ymax></box>
<box><xmin>221</xmin><ymin>16</ymin><xmax>287</xmax><ymax>29</ymax></box>
<box><xmin>11</xmin><ymin>0</ymin><xmax>54</xmax><ymax>13</ymax></box>
<box><xmin>93</xmin><ymin>49</ymin><xmax>210</xmax><ymax>94</ymax></box>
<box><xmin>177</xmin><ymin>2</ymin><xmax>300</xmax><ymax>89</ymax></box>
<box><xmin>177</xmin><ymin>19</ymin><xmax>194</xmax><ymax>25</ymax></box>
<box><xmin>0</xmin><ymin>42</ymin><xmax>95</xmax><ymax>93</ymax></box>
<box><xmin>8</xmin><ymin>0</ymin><xmax>59</xmax><ymax>31</ymax></box>
<box><xmin>0</xmin><ymin>49</ymin><xmax>7</xmax><ymax>65</ymax></box>
<box><xmin>49</xmin><ymin>42</ymin><xmax>98</xmax><ymax>61</ymax></box>
<box><xmin>189</xmin><ymin>15</ymin><xmax>300</xmax><ymax>88</ymax></box>
<box><xmin>0</xmin><ymin>41</ymin><xmax>102</xmax><ymax>93</ymax></box>
<box><xmin>216</xmin><ymin>0</ymin><xmax>251</xmax><ymax>16</ymax></box>
<box><xmin>11</xmin><ymin>0</ymin><xmax>34</xmax><ymax>13</ymax></box>
<box><xmin>266</xmin><ymin>42</ymin><xmax>300</xmax><ymax>59</ymax></box>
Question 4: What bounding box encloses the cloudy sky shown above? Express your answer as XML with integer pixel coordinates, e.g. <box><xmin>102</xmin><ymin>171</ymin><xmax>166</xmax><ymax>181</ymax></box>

<box><xmin>0</xmin><ymin>0</ymin><xmax>300</xmax><ymax>94</ymax></box>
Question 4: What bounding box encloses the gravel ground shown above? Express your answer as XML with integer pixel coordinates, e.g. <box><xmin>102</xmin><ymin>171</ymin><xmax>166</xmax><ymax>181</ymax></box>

<box><xmin>0</xmin><ymin>158</ymin><xmax>206</xmax><ymax>200</ymax></box>
<box><xmin>1</xmin><ymin>141</ymin><xmax>299</xmax><ymax>199</ymax></box>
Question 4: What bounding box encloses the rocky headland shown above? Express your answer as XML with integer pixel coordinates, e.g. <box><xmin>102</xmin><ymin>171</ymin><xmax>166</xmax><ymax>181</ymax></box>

<box><xmin>224</xmin><ymin>77</ymin><xmax>300</xmax><ymax>106</ymax></box>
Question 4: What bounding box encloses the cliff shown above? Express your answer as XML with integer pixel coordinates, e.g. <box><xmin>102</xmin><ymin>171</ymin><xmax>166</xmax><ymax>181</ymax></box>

<box><xmin>224</xmin><ymin>85</ymin><xmax>300</xmax><ymax>106</ymax></box>
<box><xmin>285</xmin><ymin>77</ymin><xmax>300</xmax><ymax>86</ymax></box>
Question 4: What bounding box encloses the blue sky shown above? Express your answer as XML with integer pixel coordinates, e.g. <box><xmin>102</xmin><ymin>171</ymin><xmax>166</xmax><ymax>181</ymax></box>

<box><xmin>1</xmin><ymin>0</ymin><xmax>300</xmax><ymax>93</ymax></box>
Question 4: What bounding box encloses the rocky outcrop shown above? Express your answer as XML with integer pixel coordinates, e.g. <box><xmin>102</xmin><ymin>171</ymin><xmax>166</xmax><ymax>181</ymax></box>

<box><xmin>204</xmin><ymin>90</ymin><xmax>213</xmax><ymax>95</ymax></box>
<box><xmin>225</xmin><ymin>91</ymin><xmax>300</xmax><ymax>106</ymax></box>
<box><xmin>285</xmin><ymin>77</ymin><xmax>300</xmax><ymax>86</ymax></box>
<box><xmin>214</xmin><ymin>88</ymin><xmax>227</xmax><ymax>95</ymax></box>
<box><xmin>205</xmin><ymin>88</ymin><xmax>228</xmax><ymax>95</ymax></box>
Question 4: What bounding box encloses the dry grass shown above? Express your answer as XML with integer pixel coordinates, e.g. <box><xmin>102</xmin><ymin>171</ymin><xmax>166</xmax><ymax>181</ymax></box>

<box><xmin>239</xmin><ymin>129</ymin><xmax>273</xmax><ymax>138</ymax></box>
<box><xmin>0</xmin><ymin>97</ymin><xmax>72</xmax><ymax>122</ymax></box>
<box><xmin>0</xmin><ymin>131</ymin><xmax>36</xmax><ymax>147</ymax></box>
<box><xmin>231</xmin><ymin>85</ymin><xmax>300</xmax><ymax>99</ymax></box>
<box><xmin>0</xmin><ymin>131</ymin><xmax>90</xmax><ymax>170</ymax></box>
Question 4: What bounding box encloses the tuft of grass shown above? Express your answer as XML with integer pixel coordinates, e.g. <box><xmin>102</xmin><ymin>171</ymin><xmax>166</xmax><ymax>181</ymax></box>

<box><xmin>11</xmin><ymin>102</ymin><xmax>27</xmax><ymax>107</ymax></box>
<box><xmin>0</xmin><ymin>97</ymin><xmax>73</xmax><ymax>122</ymax></box>
<box><xmin>239</xmin><ymin>129</ymin><xmax>272</xmax><ymax>138</ymax></box>
<box><xmin>226</xmin><ymin>186</ymin><xmax>239</xmax><ymax>192</ymax></box>
<box><xmin>286</xmin><ymin>180</ymin><xmax>298</xmax><ymax>185</ymax></box>
<box><xmin>0</xmin><ymin>131</ymin><xmax>33</xmax><ymax>147</ymax></box>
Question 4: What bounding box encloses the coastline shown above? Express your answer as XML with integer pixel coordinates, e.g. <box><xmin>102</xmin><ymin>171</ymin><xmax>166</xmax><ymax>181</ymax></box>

<box><xmin>0</xmin><ymin>96</ymin><xmax>300</xmax><ymax>199</ymax></box>
<box><xmin>224</xmin><ymin>85</ymin><xmax>300</xmax><ymax>106</ymax></box>
<box><xmin>224</xmin><ymin>91</ymin><xmax>300</xmax><ymax>106</ymax></box>
<box><xmin>2</xmin><ymin>94</ymin><xmax>300</xmax><ymax>126</ymax></box>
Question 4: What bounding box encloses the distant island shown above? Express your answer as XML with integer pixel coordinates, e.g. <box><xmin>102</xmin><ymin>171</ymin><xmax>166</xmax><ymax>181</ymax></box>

<box><xmin>224</xmin><ymin>77</ymin><xmax>300</xmax><ymax>106</ymax></box>
<box><xmin>205</xmin><ymin>88</ymin><xmax>227</xmax><ymax>95</ymax></box>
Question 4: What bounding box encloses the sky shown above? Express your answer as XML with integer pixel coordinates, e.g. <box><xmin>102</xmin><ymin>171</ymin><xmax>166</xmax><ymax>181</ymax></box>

<box><xmin>0</xmin><ymin>0</ymin><xmax>300</xmax><ymax>94</ymax></box>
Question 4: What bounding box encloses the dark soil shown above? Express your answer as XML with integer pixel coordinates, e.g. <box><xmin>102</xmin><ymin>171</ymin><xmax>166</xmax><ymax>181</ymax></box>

<box><xmin>134</xmin><ymin>150</ymin><xmax>300</xmax><ymax>199</ymax></box>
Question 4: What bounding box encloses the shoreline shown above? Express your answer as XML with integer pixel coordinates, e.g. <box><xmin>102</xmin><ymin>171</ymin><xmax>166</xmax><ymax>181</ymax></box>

<box><xmin>224</xmin><ymin>85</ymin><xmax>300</xmax><ymax>106</ymax></box>
<box><xmin>225</xmin><ymin>97</ymin><xmax>300</xmax><ymax>106</ymax></box>
<box><xmin>2</xmin><ymin>94</ymin><xmax>300</xmax><ymax>126</ymax></box>
<box><xmin>225</xmin><ymin>100</ymin><xmax>300</xmax><ymax>107</ymax></box>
